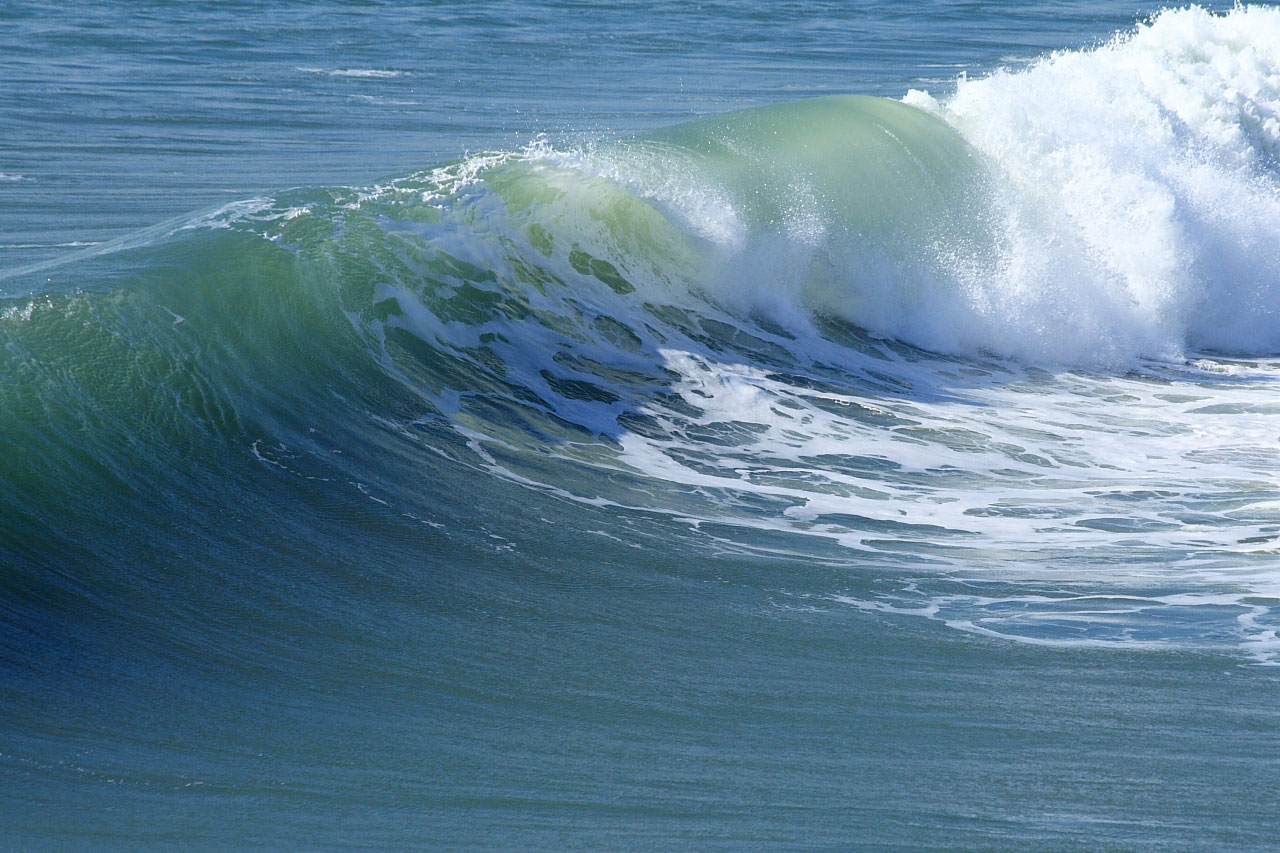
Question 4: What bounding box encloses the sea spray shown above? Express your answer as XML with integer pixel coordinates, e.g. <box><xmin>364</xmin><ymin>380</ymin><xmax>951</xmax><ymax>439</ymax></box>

<box><xmin>907</xmin><ymin>4</ymin><xmax>1280</xmax><ymax>362</ymax></box>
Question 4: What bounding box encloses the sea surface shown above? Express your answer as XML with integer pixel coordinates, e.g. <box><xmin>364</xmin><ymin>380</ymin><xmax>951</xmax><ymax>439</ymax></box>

<box><xmin>3</xmin><ymin>1</ymin><xmax>1280</xmax><ymax>848</ymax></box>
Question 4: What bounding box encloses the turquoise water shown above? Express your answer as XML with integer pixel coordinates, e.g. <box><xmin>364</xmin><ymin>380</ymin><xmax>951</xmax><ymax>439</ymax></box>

<box><xmin>5</xmin><ymin>2</ymin><xmax>1280</xmax><ymax>848</ymax></box>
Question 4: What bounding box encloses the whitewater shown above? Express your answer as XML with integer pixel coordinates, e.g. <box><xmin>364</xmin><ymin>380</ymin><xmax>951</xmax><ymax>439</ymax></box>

<box><xmin>2</xmin><ymin>3</ymin><xmax>1280</xmax><ymax>848</ymax></box>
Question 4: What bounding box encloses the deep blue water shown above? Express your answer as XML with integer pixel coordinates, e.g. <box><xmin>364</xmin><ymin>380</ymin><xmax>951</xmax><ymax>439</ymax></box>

<box><xmin>4</xmin><ymin>1</ymin><xmax>1280</xmax><ymax>848</ymax></box>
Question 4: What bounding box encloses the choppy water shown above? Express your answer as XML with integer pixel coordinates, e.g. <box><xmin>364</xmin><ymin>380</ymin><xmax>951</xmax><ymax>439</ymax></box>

<box><xmin>4</xmin><ymin>2</ymin><xmax>1280</xmax><ymax>848</ymax></box>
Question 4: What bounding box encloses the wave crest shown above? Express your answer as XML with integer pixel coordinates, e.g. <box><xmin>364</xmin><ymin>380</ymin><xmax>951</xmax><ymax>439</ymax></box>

<box><xmin>907</xmin><ymin>4</ymin><xmax>1280</xmax><ymax>363</ymax></box>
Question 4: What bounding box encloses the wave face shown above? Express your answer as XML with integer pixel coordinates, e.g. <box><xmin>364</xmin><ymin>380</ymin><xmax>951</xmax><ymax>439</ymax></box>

<box><xmin>4</xmin><ymin>4</ymin><xmax>1280</xmax><ymax>847</ymax></box>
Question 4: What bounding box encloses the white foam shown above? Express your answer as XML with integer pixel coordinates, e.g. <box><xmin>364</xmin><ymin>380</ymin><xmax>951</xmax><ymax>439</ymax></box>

<box><xmin>902</xmin><ymin>4</ymin><xmax>1280</xmax><ymax>365</ymax></box>
<box><xmin>297</xmin><ymin>67</ymin><xmax>405</xmax><ymax>78</ymax></box>
<box><xmin>0</xmin><ymin>241</ymin><xmax>101</xmax><ymax>250</ymax></box>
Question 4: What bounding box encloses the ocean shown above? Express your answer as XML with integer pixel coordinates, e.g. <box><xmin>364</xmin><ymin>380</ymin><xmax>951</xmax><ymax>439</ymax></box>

<box><xmin>3</xmin><ymin>1</ymin><xmax>1280</xmax><ymax>848</ymax></box>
